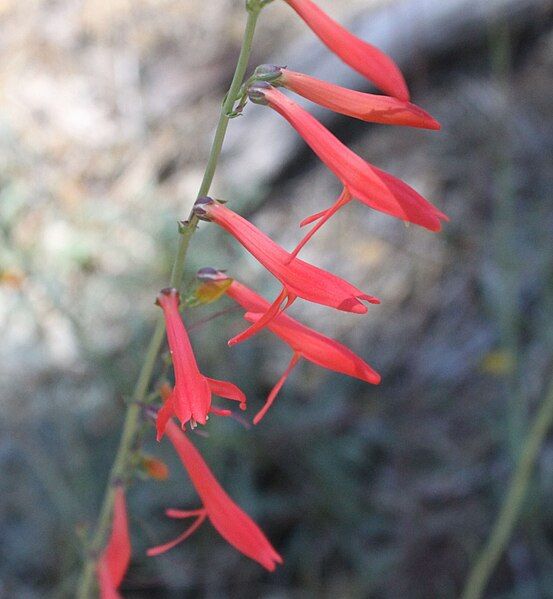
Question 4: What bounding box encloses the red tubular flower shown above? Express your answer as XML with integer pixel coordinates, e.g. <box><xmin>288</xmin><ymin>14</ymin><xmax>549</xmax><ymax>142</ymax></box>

<box><xmin>198</xmin><ymin>269</ymin><xmax>380</xmax><ymax>424</ymax></box>
<box><xmin>156</xmin><ymin>288</ymin><xmax>246</xmax><ymax>438</ymax></box>
<box><xmin>283</xmin><ymin>0</ymin><xmax>409</xmax><ymax>100</ymax></box>
<box><xmin>258</xmin><ymin>66</ymin><xmax>439</xmax><ymax>130</ymax></box>
<box><xmin>97</xmin><ymin>486</ymin><xmax>131</xmax><ymax>599</ymax></box>
<box><xmin>148</xmin><ymin>420</ymin><xmax>283</xmax><ymax>571</ymax></box>
<box><xmin>192</xmin><ymin>198</ymin><xmax>379</xmax><ymax>346</ymax></box>
<box><xmin>247</xmin><ymin>83</ymin><xmax>447</xmax><ymax>233</ymax></box>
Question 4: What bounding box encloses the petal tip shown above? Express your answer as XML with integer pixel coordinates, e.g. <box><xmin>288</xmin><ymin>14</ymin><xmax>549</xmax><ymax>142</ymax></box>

<box><xmin>360</xmin><ymin>294</ymin><xmax>380</xmax><ymax>305</ymax></box>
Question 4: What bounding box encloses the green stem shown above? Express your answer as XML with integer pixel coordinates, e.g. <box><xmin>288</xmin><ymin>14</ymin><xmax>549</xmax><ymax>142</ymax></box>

<box><xmin>462</xmin><ymin>378</ymin><xmax>553</xmax><ymax>599</ymax></box>
<box><xmin>76</xmin><ymin>6</ymin><xmax>261</xmax><ymax>597</ymax></box>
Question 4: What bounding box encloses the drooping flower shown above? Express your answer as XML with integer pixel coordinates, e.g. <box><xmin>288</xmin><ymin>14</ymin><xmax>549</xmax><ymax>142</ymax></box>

<box><xmin>148</xmin><ymin>420</ymin><xmax>283</xmax><ymax>571</ymax></box>
<box><xmin>192</xmin><ymin>198</ymin><xmax>379</xmax><ymax>346</ymax></box>
<box><xmin>97</xmin><ymin>486</ymin><xmax>131</xmax><ymax>599</ymax></box>
<box><xmin>248</xmin><ymin>83</ymin><xmax>447</xmax><ymax>233</ymax></box>
<box><xmin>156</xmin><ymin>288</ymin><xmax>246</xmax><ymax>438</ymax></box>
<box><xmin>255</xmin><ymin>65</ymin><xmax>440</xmax><ymax>130</ymax></box>
<box><xmin>198</xmin><ymin>269</ymin><xmax>380</xmax><ymax>423</ymax></box>
<box><xmin>282</xmin><ymin>0</ymin><xmax>409</xmax><ymax>100</ymax></box>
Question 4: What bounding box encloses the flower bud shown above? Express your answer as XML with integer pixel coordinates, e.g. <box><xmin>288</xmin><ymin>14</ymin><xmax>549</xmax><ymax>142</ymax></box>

<box><xmin>196</xmin><ymin>267</ymin><xmax>229</xmax><ymax>282</ymax></box>
<box><xmin>253</xmin><ymin>64</ymin><xmax>284</xmax><ymax>83</ymax></box>
<box><xmin>247</xmin><ymin>82</ymin><xmax>271</xmax><ymax>105</ymax></box>
<box><xmin>141</xmin><ymin>455</ymin><xmax>170</xmax><ymax>481</ymax></box>
<box><xmin>191</xmin><ymin>268</ymin><xmax>233</xmax><ymax>306</ymax></box>
<box><xmin>193</xmin><ymin>196</ymin><xmax>216</xmax><ymax>221</ymax></box>
<box><xmin>159</xmin><ymin>382</ymin><xmax>173</xmax><ymax>401</ymax></box>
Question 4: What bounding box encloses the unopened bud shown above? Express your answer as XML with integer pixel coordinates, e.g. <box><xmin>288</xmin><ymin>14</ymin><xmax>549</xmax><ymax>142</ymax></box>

<box><xmin>197</xmin><ymin>267</ymin><xmax>229</xmax><ymax>282</ymax></box>
<box><xmin>247</xmin><ymin>82</ymin><xmax>271</xmax><ymax>105</ymax></box>
<box><xmin>193</xmin><ymin>196</ymin><xmax>216</xmax><ymax>221</ymax></box>
<box><xmin>141</xmin><ymin>455</ymin><xmax>170</xmax><ymax>481</ymax></box>
<box><xmin>254</xmin><ymin>64</ymin><xmax>284</xmax><ymax>83</ymax></box>
<box><xmin>159</xmin><ymin>382</ymin><xmax>173</xmax><ymax>401</ymax></box>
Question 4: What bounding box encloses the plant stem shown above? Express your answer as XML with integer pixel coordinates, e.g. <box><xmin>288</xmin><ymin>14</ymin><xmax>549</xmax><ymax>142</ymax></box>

<box><xmin>461</xmin><ymin>378</ymin><xmax>553</xmax><ymax>599</ymax></box>
<box><xmin>490</xmin><ymin>22</ymin><xmax>523</xmax><ymax>462</ymax></box>
<box><xmin>76</xmin><ymin>6</ymin><xmax>261</xmax><ymax>597</ymax></box>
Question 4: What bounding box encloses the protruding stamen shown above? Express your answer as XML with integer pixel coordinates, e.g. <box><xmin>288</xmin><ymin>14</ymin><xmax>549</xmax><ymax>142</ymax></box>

<box><xmin>147</xmin><ymin>512</ymin><xmax>207</xmax><ymax>557</ymax></box>
<box><xmin>228</xmin><ymin>288</ymin><xmax>291</xmax><ymax>346</ymax></box>
<box><xmin>253</xmin><ymin>352</ymin><xmax>301</xmax><ymax>425</ymax></box>
<box><xmin>288</xmin><ymin>188</ymin><xmax>352</xmax><ymax>262</ymax></box>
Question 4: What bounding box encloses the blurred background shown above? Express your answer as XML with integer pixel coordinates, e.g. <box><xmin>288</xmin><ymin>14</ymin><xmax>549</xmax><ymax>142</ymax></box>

<box><xmin>1</xmin><ymin>0</ymin><xmax>552</xmax><ymax>597</ymax></box>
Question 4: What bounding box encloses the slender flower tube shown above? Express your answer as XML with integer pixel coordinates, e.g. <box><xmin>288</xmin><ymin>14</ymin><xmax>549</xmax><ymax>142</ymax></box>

<box><xmin>255</xmin><ymin>66</ymin><xmax>440</xmax><ymax>130</ymax></box>
<box><xmin>192</xmin><ymin>198</ymin><xmax>379</xmax><ymax>345</ymax></box>
<box><xmin>248</xmin><ymin>83</ymin><xmax>447</xmax><ymax>232</ymax></box>
<box><xmin>197</xmin><ymin>269</ymin><xmax>380</xmax><ymax>423</ymax></box>
<box><xmin>156</xmin><ymin>288</ymin><xmax>246</xmax><ymax>438</ymax></box>
<box><xmin>282</xmin><ymin>0</ymin><xmax>409</xmax><ymax>100</ymax></box>
<box><xmin>97</xmin><ymin>486</ymin><xmax>131</xmax><ymax>599</ymax></box>
<box><xmin>148</xmin><ymin>420</ymin><xmax>283</xmax><ymax>571</ymax></box>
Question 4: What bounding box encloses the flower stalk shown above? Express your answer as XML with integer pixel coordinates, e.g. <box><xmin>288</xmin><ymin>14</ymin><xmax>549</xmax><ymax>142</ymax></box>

<box><xmin>76</xmin><ymin>0</ymin><xmax>447</xmax><ymax>593</ymax></box>
<box><xmin>76</xmin><ymin>5</ymin><xmax>263</xmax><ymax>597</ymax></box>
<box><xmin>462</xmin><ymin>378</ymin><xmax>553</xmax><ymax>599</ymax></box>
